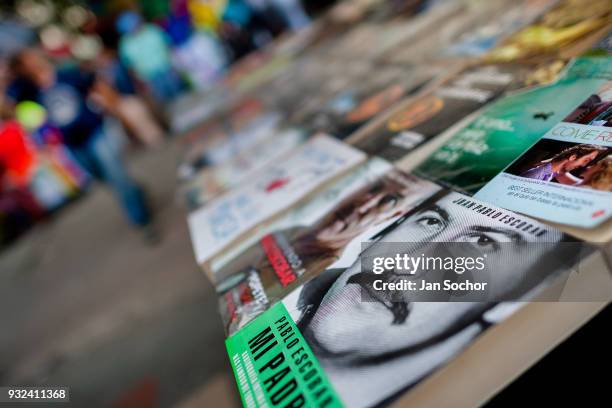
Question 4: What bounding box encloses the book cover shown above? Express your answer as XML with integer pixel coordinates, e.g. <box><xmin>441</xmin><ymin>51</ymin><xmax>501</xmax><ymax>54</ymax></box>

<box><xmin>225</xmin><ymin>191</ymin><xmax>586</xmax><ymax>408</ymax></box>
<box><xmin>210</xmin><ymin>158</ymin><xmax>393</xmax><ymax>275</ymax></box>
<box><xmin>415</xmin><ymin>56</ymin><xmax>612</xmax><ymax>194</ymax></box>
<box><xmin>351</xmin><ymin>62</ymin><xmax>537</xmax><ymax>162</ymax></box>
<box><xmin>183</xmin><ymin>128</ymin><xmax>305</xmax><ymax>209</ymax></box>
<box><xmin>216</xmin><ymin>170</ymin><xmax>440</xmax><ymax>335</ymax></box>
<box><xmin>188</xmin><ymin>135</ymin><xmax>366</xmax><ymax>266</ymax></box>
<box><xmin>475</xmin><ymin>85</ymin><xmax>612</xmax><ymax>227</ymax></box>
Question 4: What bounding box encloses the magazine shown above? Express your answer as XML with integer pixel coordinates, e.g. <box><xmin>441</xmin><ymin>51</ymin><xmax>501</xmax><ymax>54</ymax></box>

<box><xmin>415</xmin><ymin>56</ymin><xmax>612</xmax><ymax>194</ymax></box>
<box><xmin>304</xmin><ymin>64</ymin><xmax>441</xmax><ymax>139</ymax></box>
<box><xmin>350</xmin><ymin>62</ymin><xmax>536</xmax><ymax>162</ymax></box>
<box><xmin>475</xmin><ymin>85</ymin><xmax>612</xmax><ymax>227</ymax></box>
<box><xmin>225</xmin><ymin>191</ymin><xmax>583</xmax><ymax>408</ymax></box>
<box><xmin>216</xmin><ymin>169</ymin><xmax>440</xmax><ymax>335</ymax></box>
<box><xmin>188</xmin><ymin>135</ymin><xmax>366</xmax><ymax>266</ymax></box>
<box><xmin>484</xmin><ymin>0</ymin><xmax>611</xmax><ymax>63</ymax></box>
<box><xmin>209</xmin><ymin>158</ymin><xmax>393</xmax><ymax>275</ymax></box>
<box><xmin>183</xmin><ymin>128</ymin><xmax>305</xmax><ymax>209</ymax></box>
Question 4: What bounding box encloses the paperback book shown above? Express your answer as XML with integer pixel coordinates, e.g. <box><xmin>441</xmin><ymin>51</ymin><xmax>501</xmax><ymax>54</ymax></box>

<box><xmin>225</xmin><ymin>191</ymin><xmax>585</xmax><ymax>408</ymax></box>
<box><xmin>475</xmin><ymin>85</ymin><xmax>612</xmax><ymax>227</ymax></box>
<box><xmin>216</xmin><ymin>169</ymin><xmax>440</xmax><ymax>335</ymax></box>
<box><xmin>415</xmin><ymin>56</ymin><xmax>612</xmax><ymax>194</ymax></box>
<box><xmin>188</xmin><ymin>135</ymin><xmax>366</xmax><ymax>266</ymax></box>
<box><xmin>350</xmin><ymin>62</ymin><xmax>537</xmax><ymax>162</ymax></box>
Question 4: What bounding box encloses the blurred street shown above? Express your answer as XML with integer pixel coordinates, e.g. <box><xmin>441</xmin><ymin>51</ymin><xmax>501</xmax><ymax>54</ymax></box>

<box><xmin>0</xmin><ymin>141</ymin><xmax>239</xmax><ymax>407</ymax></box>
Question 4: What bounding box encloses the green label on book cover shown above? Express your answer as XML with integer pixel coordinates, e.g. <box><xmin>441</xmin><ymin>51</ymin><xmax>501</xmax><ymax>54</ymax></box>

<box><xmin>226</xmin><ymin>302</ymin><xmax>343</xmax><ymax>408</ymax></box>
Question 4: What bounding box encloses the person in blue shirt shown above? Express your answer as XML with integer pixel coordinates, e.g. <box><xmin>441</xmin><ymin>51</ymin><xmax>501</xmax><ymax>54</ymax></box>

<box><xmin>116</xmin><ymin>11</ymin><xmax>184</xmax><ymax>103</ymax></box>
<box><xmin>6</xmin><ymin>48</ymin><xmax>156</xmax><ymax>241</ymax></box>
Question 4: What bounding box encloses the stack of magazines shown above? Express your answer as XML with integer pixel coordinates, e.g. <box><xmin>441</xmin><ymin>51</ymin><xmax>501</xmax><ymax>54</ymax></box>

<box><xmin>177</xmin><ymin>0</ymin><xmax>612</xmax><ymax>406</ymax></box>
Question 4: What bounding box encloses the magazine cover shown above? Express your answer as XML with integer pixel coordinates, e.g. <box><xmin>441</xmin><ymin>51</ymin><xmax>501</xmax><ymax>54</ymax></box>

<box><xmin>475</xmin><ymin>84</ymin><xmax>612</xmax><ymax>227</ymax></box>
<box><xmin>303</xmin><ymin>64</ymin><xmax>440</xmax><ymax>139</ymax></box>
<box><xmin>179</xmin><ymin>97</ymin><xmax>265</xmax><ymax>148</ymax></box>
<box><xmin>177</xmin><ymin>99</ymin><xmax>274</xmax><ymax>180</ymax></box>
<box><xmin>350</xmin><ymin>62</ymin><xmax>536</xmax><ymax>162</ymax></box>
<box><xmin>196</xmin><ymin>113</ymin><xmax>282</xmax><ymax>168</ymax></box>
<box><xmin>382</xmin><ymin>0</ymin><xmax>518</xmax><ymax>64</ymax></box>
<box><xmin>320</xmin><ymin>0</ymin><xmax>461</xmax><ymax>62</ymax></box>
<box><xmin>183</xmin><ymin>128</ymin><xmax>305</xmax><ymax>209</ymax></box>
<box><xmin>415</xmin><ymin>56</ymin><xmax>612</xmax><ymax>194</ymax></box>
<box><xmin>257</xmin><ymin>58</ymin><xmax>326</xmax><ymax>116</ymax></box>
<box><xmin>216</xmin><ymin>170</ymin><xmax>440</xmax><ymax>335</ymax></box>
<box><xmin>188</xmin><ymin>135</ymin><xmax>366</xmax><ymax>266</ymax></box>
<box><xmin>442</xmin><ymin>0</ymin><xmax>557</xmax><ymax>58</ymax></box>
<box><xmin>209</xmin><ymin>158</ymin><xmax>393</xmax><ymax>274</ymax></box>
<box><xmin>285</xmin><ymin>60</ymin><xmax>377</xmax><ymax>128</ymax></box>
<box><xmin>225</xmin><ymin>191</ymin><xmax>583</xmax><ymax>408</ymax></box>
<box><xmin>169</xmin><ymin>85</ymin><xmax>228</xmax><ymax>134</ymax></box>
<box><xmin>484</xmin><ymin>0</ymin><xmax>611</xmax><ymax>63</ymax></box>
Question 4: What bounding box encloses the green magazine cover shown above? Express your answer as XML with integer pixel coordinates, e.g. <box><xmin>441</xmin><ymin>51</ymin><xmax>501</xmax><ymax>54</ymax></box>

<box><xmin>415</xmin><ymin>56</ymin><xmax>612</xmax><ymax>194</ymax></box>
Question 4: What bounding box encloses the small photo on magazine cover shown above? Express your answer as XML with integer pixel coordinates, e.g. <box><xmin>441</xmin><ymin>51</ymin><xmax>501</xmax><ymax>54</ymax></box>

<box><xmin>563</xmin><ymin>82</ymin><xmax>612</xmax><ymax>127</ymax></box>
<box><xmin>505</xmin><ymin>139</ymin><xmax>611</xmax><ymax>192</ymax></box>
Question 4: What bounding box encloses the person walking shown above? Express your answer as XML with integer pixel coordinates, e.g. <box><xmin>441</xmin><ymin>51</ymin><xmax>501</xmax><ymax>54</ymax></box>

<box><xmin>116</xmin><ymin>11</ymin><xmax>184</xmax><ymax>103</ymax></box>
<box><xmin>6</xmin><ymin>48</ymin><xmax>157</xmax><ymax>242</ymax></box>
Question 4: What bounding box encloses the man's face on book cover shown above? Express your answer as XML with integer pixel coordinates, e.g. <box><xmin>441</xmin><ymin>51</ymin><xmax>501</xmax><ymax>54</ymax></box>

<box><xmin>305</xmin><ymin>194</ymin><xmax>563</xmax><ymax>359</ymax></box>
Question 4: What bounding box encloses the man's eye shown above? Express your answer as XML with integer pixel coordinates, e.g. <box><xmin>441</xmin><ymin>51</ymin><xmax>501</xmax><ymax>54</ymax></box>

<box><xmin>466</xmin><ymin>234</ymin><xmax>499</xmax><ymax>251</ymax></box>
<box><xmin>420</xmin><ymin>217</ymin><xmax>440</xmax><ymax>226</ymax></box>
<box><xmin>415</xmin><ymin>215</ymin><xmax>443</xmax><ymax>229</ymax></box>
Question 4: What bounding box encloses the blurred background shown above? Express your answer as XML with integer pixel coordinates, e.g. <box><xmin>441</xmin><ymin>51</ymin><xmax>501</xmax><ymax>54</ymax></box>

<box><xmin>0</xmin><ymin>0</ymin><xmax>335</xmax><ymax>406</ymax></box>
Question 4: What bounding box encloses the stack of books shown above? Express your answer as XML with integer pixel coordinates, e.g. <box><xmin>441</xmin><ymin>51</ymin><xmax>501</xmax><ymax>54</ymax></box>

<box><xmin>177</xmin><ymin>0</ymin><xmax>612</xmax><ymax>406</ymax></box>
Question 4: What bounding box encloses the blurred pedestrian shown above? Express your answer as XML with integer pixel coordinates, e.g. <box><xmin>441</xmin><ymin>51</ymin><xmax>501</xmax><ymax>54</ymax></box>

<box><xmin>96</xmin><ymin>45</ymin><xmax>165</xmax><ymax>148</ymax></box>
<box><xmin>5</xmin><ymin>48</ymin><xmax>157</xmax><ymax>242</ymax></box>
<box><xmin>116</xmin><ymin>11</ymin><xmax>184</xmax><ymax>103</ymax></box>
<box><xmin>164</xmin><ymin>1</ymin><xmax>228</xmax><ymax>90</ymax></box>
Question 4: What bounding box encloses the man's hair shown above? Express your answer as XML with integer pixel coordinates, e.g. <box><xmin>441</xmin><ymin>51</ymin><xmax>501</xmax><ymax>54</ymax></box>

<box><xmin>586</xmin><ymin>155</ymin><xmax>612</xmax><ymax>190</ymax></box>
<box><xmin>550</xmin><ymin>144</ymin><xmax>607</xmax><ymax>163</ymax></box>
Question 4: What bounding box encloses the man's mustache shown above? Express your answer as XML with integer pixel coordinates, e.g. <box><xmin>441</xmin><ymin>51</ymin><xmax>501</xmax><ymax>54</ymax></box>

<box><xmin>347</xmin><ymin>271</ymin><xmax>411</xmax><ymax>324</ymax></box>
